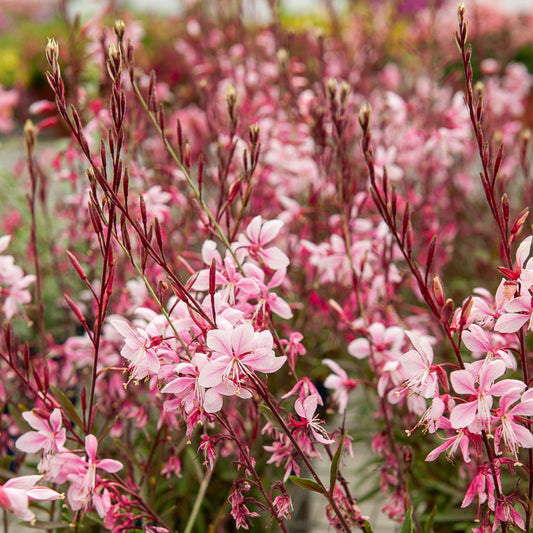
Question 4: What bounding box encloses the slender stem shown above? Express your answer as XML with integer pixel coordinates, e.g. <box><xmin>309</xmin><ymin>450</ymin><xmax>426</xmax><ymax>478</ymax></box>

<box><xmin>183</xmin><ymin>465</ymin><xmax>215</xmax><ymax>533</ymax></box>
<box><xmin>250</xmin><ymin>375</ymin><xmax>353</xmax><ymax>532</ymax></box>
<box><xmin>216</xmin><ymin>412</ymin><xmax>290</xmax><ymax>533</ymax></box>
<box><xmin>25</xmin><ymin>138</ymin><xmax>47</xmax><ymax>355</ymax></box>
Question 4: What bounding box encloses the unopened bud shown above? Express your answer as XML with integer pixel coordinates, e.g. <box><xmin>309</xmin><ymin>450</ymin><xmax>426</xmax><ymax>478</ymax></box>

<box><xmin>501</xmin><ymin>194</ymin><xmax>510</xmax><ymax>223</ymax></box>
<box><xmin>227</xmin><ymin>179</ymin><xmax>241</xmax><ymax>203</ymax></box>
<box><xmin>46</xmin><ymin>38</ymin><xmax>59</xmax><ymax>71</ymax></box>
<box><xmin>24</xmin><ymin>120</ymin><xmax>37</xmax><ymax>158</ymax></box>
<box><xmin>402</xmin><ymin>446</ymin><xmax>413</xmax><ymax>466</ymax></box>
<box><xmin>327</xmin><ymin>78</ymin><xmax>337</xmax><ymax>101</ymax></box>
<box><xmin>432</xmin><ymin>274</ymin><xmax>445</xmax><ymax>306</ymax></box>
<box><xmin>339</xmin><ymin>81</ymin><xmax>350</xmax><ymax>107</ymax></box>
<box><xmin>226</xmin><ymin>84</ymin><xmax>237</xmax><ymax>107</ymax></box>
<box><xmin>114</xmin><ymin>19</ymin><xmax>126</xmax><ymax>41</ymax></box>
<box><xmin>461</xmin><ymin>296</ymin><xmax>474</xmax><ymax>326</ymax></box>
<box><xmin>249</xmin><ymin>124</ymin><xmax>260</xmax><ymax>145</ymax></box>
<box><xmin>108</xmin><ymin>42</ymin><xmax>121</xmax><ymax>77</ymax></box>
<box><xmin>184</xmin><ymin>141</ymin><xmax>191</xmax><ymax>167</ymax></box>
<box><xmin>277</xmin><ymin>48</ymin><xmax>289</xmax><ymax>72</ymax></box>
<box><xmin>511</xmin><ymin>207</ymin><xmax>529</xmax><ymax>236</ymax></box>
<box><xmin>441</xmin><ymin>298</ymin><xmax>455</xmax><ymax>324</ymax></box>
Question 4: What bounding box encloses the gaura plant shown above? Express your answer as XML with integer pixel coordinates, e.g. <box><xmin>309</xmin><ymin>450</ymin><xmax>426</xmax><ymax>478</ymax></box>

<box><xmin>1</xmin><ymin>1</ymin><xmax>533</xmax><ymax>531</ymax></box>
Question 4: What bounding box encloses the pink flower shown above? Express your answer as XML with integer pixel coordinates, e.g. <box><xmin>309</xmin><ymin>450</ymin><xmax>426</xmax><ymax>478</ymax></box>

<box><xmin>493</xmin><ymin>388</ymin><xmax>533</xmax><ymax>460</ymax></box>
<box><xmin>198</xmin><ymin>323</ymin><xmax>286</xmax><ymax>393</ymax></box>
<box><xmin>450</xmin><ymin>360</ymin><xmax>524</xmax><ymax>432</ymax></box>
<box><xmin>494</xmin><ymin>294</ymin><xmax>533</xmax><ymax>334</ymax></box>
<box><xmin>0</xmin><ymin>475</ymin><xmax>62</xmax><ymax>522</ymax></box>
<box><xmin>162</xmin><ymin>353</ymin><xmax>225</xmax><ymax>415</ymax></box>
<box><xmin>399</xmin><ymin>331</ymin><xmax>439</xmax><ymax>399</ymax></box>
<box><xmin>462</xmin><ymin>324</ymin><xmax>516</xmax><ymax>369</ymax></box>
<box><xmin>461</xmin><ymin>467</ymin><xmax>497</xmax><ymax>521</ymax></box>
<box><xmin>348</xmin><ymin>322</ymin><xmax>404</xmax><ymax>361</ymax></box>
<box><xmin>425</xmin><ymin>419</ymin><xmax>479</xmax><ymax>464</ymax></box>
<box><xmin>0</xmin><ymin>85</ymin><xmax>19</xmax><ymax>133</ymax></box>
<box><xmin>292</xmin><ymin>395</ymin><xmax>334</xmax><ymax>445</ymax></box>
<box><xmin>323</xmin><ymin>359</ymin><xmax>357</xmax><ymax>414</ymax></box>
<box><xmin>109</xmin><ymin>316</ymin><xmax>161</xmax><ymax>380</ymax></box>
<box><xmin>16</xmin><ymin>408</ymin><xmax>67</xmax><ymax>455</ymax></box>
<box><xmin>63</xmin><ymin>435</ymin><xmax>122</xmax><ymax>515</ymax></box>
<box><xmin>493</xmin><ymin>499</ymin><xmax>525</xmax><ymax>531</ymax></box>
<box><xmin>234</xmin><ymin>215</ymin><xmax>290</xmax><ymax>270</ymax></box>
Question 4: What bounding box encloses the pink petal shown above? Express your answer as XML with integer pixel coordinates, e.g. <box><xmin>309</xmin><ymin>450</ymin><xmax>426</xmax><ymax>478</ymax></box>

<box><xmin>425</xmin><ymin>439</ymin><xmax>454</xmax><ymax>462</ymax></box>
<box><xmin>303</xmin><ymin>395</ymin><xmax>318</xmax><ymax>420</ymax></box>
<box><xmin>510</xmin><ymin>398</ymin><xmax>533</xmax><ymax>417</ymax></box>
<box><xmin>246</xmin><ymin>353</ymin><xmax>286</xmax><ymax>374</ymax></box>
<box><xmin>494</xmin><ymin>313</ymin><xmax>529</xmax><ymax>333</ymax></box>
<box><xmin>462</xmin><ymin>325</ymin><xmax>489</xmax><ymax>353</ymax></box>
<box><xmin>4</xmin><ymin>475</ymin><xmax>42</xmax><ymax>490</ymax></box>
<box><xmin>400</xmin><ymin>350</ymin><xmax>425</xmax><ymax>374</ymax></box>
<box><xmin>97</xmin><ymin>459</ymin><xmax>123</xmax><ymax>473</ymax></box>
<box><xmin>347</xmin><ymin>338</ymin><xmax>370</xmax><ymax>359</ymax></box>
<box><xmin>262</xmin><ymin>247</ymin><xmax>290</xmax><ymax>270</ymax></box>
<box><xmin>450</xmin><ymin>401</ymin><xmax>477</xmax><ymax>429</ymax></box>
<box><xmin>246</xmin><ymin>216</ymin><xmax>263</xmax><ymax>242</ymax></box>
<box><xmin>206</xmin><ymin>329</ymin><xmax>232</xmax><ymax>357</ymax></box>
<box><xmin>259</xmin><ymin>219</ymin><xmax>283</xmax><ymax>244</ymax></box>
<box><xmin>198</xmin><ymin>358</ymin><xmax>229</xmax><ymax>388</ymax></box>
<box><xmin>21</xmin><ymin>410</ymin><xmax>49</xmax><ymax>433</ymax></box>
<box><xmin>109</xmin><ymin>317</ymin><xmax>137</xmax><ymax>339</ymax></box>
<box><xmin>85</xmin><ymin>434</ymin><xmax>98</xmax><ymax>462</ymax></box>
<box><xmin>478</xmin><ymin>360</ymin><xmax>506</xmax><ymax>389</ymax></box>
<box><xmin>269</xmin><ymin>295</ymin><xmax>293</xmax><ymax>319</ymax></box>
<box><xmin>450</xmin><ymin>369</ymin><xmax>476</xmax><ymax>395</ymax></box>
<box><xmin>49</xmin><ymin>409</ymin><xmax>63</xmax><ymax>432</ymax></box>
<box><xmin>513</xmin><ymin>424</ymin><xmax>533</xmax><ymax>448</ymax></box>
<box><xmin>231</xmin><ymin>324</ymin><xmax>255</xmax><ymax>356</ymax></box>
<box><xmin>405</xmin><ymin>330</ymin><xmax>433</xmax><ymax>363</ymax></box>
<box><xmin>323</xmin><ymin>359</ymin><xmax>347</xmax><ymax>379</ymax></box>
<box><xmin>15</xmin><ymin>432</ymin><xmax>48</xmax><ymax>454</ymax></box>
<box><xmin>488</xmin><ymin>378</ymin><xmax>524</xmax><ymax>397</ymax></box>
<box><xmin>516</xmin><ymin>236</ymin><xmax>533</xmax><ymax>266</ymax></box>
<box><xmin>27</xmin><ymin>487</ymin><xmax>62</xmax><ymax>501</ymax></box>
<box><xmin>203</xmin><ymin>388</ymin><xmax>223</xmax><ymax>413</ymax></box>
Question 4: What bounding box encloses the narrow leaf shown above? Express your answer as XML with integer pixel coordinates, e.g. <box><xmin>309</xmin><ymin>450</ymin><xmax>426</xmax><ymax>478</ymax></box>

<box><xmin>49</xmin><ymin>384</ymin><xmax>84</xmax><ymax>429</ymax></box>
<box><xmin>400</xmin><ymin>508</ymin><xmax>414</xmax><ymax>533</ymax></box>
<box><xmin>289</xmin><ymin>476</ymin><xmax>326</xmax><ymax>495</ymax></box>
<box><xmin>330</xmin><ymin>433</ymin><xmax>346</xmax><ymax>492</ymax></box>
<box><xmin>258</xmin><ymin>404</ymin><xmax>284</xmax><ymax>433</ymax></box>
<box><xmin>362</xmin><ymin>520</ymin><xmax>375</xmax><ymax>533</ymax></box>
<box><xmin>25</xmin><ymin>521</ymin><xmax>70</xmax><ymax>529</ymax></box>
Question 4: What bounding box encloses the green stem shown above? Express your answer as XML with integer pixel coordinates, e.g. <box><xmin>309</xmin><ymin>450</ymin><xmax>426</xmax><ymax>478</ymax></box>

<box><xmin>183</xmin><ymin>462</ymin><xmax>215</xmax><ymax>533</ymax></box>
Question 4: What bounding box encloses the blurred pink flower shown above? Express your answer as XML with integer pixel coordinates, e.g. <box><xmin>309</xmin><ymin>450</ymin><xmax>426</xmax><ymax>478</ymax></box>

<box><xmin>0</xmin><ymin>475</ymin><xmax>62</xmax><ymax>521</ymax></box>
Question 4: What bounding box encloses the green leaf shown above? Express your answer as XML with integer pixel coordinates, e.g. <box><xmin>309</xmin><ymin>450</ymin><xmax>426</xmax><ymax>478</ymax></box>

<box><xmin>401</xmin><ymin>508</ymin><xmax>414</xmax><ymax>533</ymax></box>
<box><xmin>8</xmin><ymin>404</ymin><xmax>31</xmax><ymax>432</ymax></box>
<box><xmin>329</xmin><ymin>432</ymin><xmax>346</xmax><ymax>493</ymax></box>
<box><xmin>361</xmin><ymin>520</ymin><xmax>375</xmax><ymax>533</ymax></box>
<box><xmin>289</xmin><ymin>475</ymin><xmax>326</xmax><ymax>495</ymax></box>
<box><xmin>24</xmin><ymin>520</ymin><xmax>70</xmax><ymax>529</ymax></box>
<box><xmin>423</xmin><ymin>504</ymin><xmax>437</xmax><ymax>533</ymax></box>
<box><xmin>49</xmin><ymin>384</ymin><xmax>84</xmax><ymax>429</ymax></box>
<box><xmin>258</xmin><ymin>404</ymin><xmax>284</xmax><ymax>433</ymax></box>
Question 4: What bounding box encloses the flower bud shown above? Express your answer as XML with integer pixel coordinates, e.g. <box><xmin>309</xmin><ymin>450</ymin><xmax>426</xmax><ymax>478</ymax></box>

<box><xmin>432</xmin><ymin>274</ymin><xmax>445</xmax><ymax>306</ymax></box>
<box><xmin>114</xmin><ymin>19</ymin><xmax>126</xmax><ymax>41</ymax></box>
<box><xmin>441</xmin><ymin>298</ymin><xmax>454</xmax><ymax>324</ymax></box>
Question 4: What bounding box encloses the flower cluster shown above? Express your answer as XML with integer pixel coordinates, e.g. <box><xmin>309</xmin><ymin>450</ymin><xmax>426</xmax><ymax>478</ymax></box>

<box><xmin>1</xmin><ymin>1</ymin><xmax>533</xmax><ymax>532</ymax></box>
